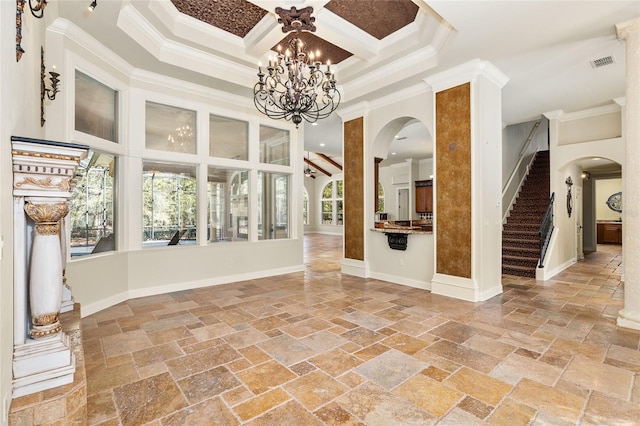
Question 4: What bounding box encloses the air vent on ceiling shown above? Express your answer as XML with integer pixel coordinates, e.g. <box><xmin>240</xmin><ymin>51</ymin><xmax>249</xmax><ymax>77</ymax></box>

<box><xmin>590</xmin><ymin>55</ymin><xmax>616</xmax><ymax>68</ymax></box>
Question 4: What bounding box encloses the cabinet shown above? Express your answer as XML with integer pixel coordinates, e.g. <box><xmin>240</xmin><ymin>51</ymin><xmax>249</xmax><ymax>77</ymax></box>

<box><xmin>597</xmin><ymin>222</ymin><xmax>622</xmax><ymax>244</ymax></box>
<box><xmin>415</xmin><ymin>180</ymin><xmax>433</xmax><ymax>213</ymax></box>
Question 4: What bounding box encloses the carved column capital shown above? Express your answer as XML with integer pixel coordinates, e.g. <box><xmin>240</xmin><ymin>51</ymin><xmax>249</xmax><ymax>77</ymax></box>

<box><xmin>24</xmin><ymin>201</ymin><xmax>69</xmax><ymax>235</ymax></box>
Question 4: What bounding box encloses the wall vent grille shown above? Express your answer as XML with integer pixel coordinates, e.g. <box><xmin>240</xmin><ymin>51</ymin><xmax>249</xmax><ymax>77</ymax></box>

<box><xmin>590</xmin><ymin>56</ymin><xmax>615</xmax><ymax>68</ymax></box>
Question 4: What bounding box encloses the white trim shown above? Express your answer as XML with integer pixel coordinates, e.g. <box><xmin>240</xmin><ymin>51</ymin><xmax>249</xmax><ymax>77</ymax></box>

<box><xmin>81</xmin><ymin>264</ymin><xmax>305</xmax><ymax>317</ymax></box>
<box><xmin>424</xmin><ymin>59</ymin><xmax>509</xmax><ymax>93</ymax></box>
<box><xmin>369</xmin><ymin>83</ymin><xmax>431</xmax><ymax>110</ymax></box>
<box><xmin>556</xmin><ymin>103</ymin><xmax>622</xmax><ymax>122</ymax></box>
<box><xmin>337</xmin><ymin>102</ymin><xmax>369</xmax><ymax>122</ymax></box>
<box><xmin>341</xmin><ymin>258</ymin><xmax>368</xmax><ymax>278</ymax></box>
<box><xmin>536</xmin><ymin>257</ymin><xmax>576</xmax><ymax>281</ymax></box>
<box><xmin>368</xmin><ymin>271</ymin><xmax>431</xmax><ymax>291</ymax></box>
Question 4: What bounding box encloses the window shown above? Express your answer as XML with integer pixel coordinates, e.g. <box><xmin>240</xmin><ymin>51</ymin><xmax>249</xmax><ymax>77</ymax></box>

<box><xmin>378</xmin><ymin>182</ymin><xmax>385</xmax><ymax>212</ymax></box>
<box><xmin>207</xmin><ymin>168</ymin><xmax>249</xmax><ymax>242</ymax></box>
<box><xmin>258</xmin><ymin>172</ymin><xmax>289</xmax><ymax>240</ymax></box>
<box><xmin>210</xmin><ymin>114</ymin><xmax>248</xmax><ymax>160</ymax></box>
<box><xmin>321</xmin><ymin>179</ymin><xmax>343</xmax><ymax>226</ymax></box>
<box><xmin>69</xmin><ymin>151</ymin><xmax>116</xmax><ymax>256</ymax></box>
<box><xmin>303</xmin><ymin>189</ymin><xmax>309</xmax><ymax>225</ymax></box>
<box><xmin>75</xmin><ymin>71</ymin><xmax>118</xmax><ymax>142</ymax></box>
<box><xmin>142</xmin><ymin>162</ymin><xmax>197</xmax><ymax>246</ymax></box>
<box><xmin>260</xmin><ymin>125</ymin><xmax>289</xmax><ymax>166</ymax></box>
<box><xmin>145</xmin><ymin>102</ymin><xmax>197</xmax><ymax>154</ymax></box>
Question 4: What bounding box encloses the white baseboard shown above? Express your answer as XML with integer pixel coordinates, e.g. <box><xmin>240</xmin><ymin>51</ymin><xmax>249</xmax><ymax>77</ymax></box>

<box><xmin>431</xmin><ymin>273</ymin><xmax>502</xmax><ymax>302</ymax></box>
<box><xmin>81</xmin><ymin>264</ymin><xmax>305</xmax><ymax>317</ymax></box>
<box><xmin>536</xmin><ymin>257</ymin><xmax>576</xmax><ymax>281</ymax></box>
<box><xmin>341</xmin><ymin>259</ymin><xmax>367</xmax><ymax>278</ymax></box>
<box><xmin>368</xmin><ymin>271</ymin><xmax>431</xmax><ymax>291</ymax></box>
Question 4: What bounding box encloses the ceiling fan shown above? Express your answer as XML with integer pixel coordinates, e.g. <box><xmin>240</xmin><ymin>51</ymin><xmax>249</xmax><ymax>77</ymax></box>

<box><xmin>304</xmin><ymin>151</ymin><xmax>317</xmax><ymax>178</ymax></box>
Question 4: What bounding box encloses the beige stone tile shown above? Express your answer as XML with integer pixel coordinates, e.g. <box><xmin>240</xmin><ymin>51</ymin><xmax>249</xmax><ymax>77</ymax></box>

<box><xmin>132</xmin><ymin>342</ymin><xmax>183</xmax><ymax>368</ymax></box>
<box><xmin>561</xmin><ymin>354</ymin><xmax>633</xmax><ymax>398</ymax></box>
<box><xmin>445</xmin><ymin>367</ymin><xmax>512</xmax><ymax>406</ymax></box>
<box><xmin>160</xmin><ymin>397</ymin><xmax>238</xmax><ymax>426</ymax></box>
<box><xmin>463</xmin><ymin>334</ymin><xmax>516</xmax><ymax>358</ymax></box>
<box><xmin>490</xmin><ymin>353</ymin><xmax>563</xmax><ymax>386</ymax></box>
<box><xmin>238</xmin><ymin>345</ymin><xmax>272</xmax><ymax>365</ymax></box>
<box><xmin>245</xmin><ymin>400</ymin><xmax>324</xmax><ymax>426</ymax></box>
<box><xmin>214</xmin><ymin>308</ymin><xmax>257</xmax><ymax>326</ymax></box>
<box><xmin>102</xmin><ymin>329</ymin><xmax>152</xmax><ymax>358</ymax></box>
<box><xmin>258</xmin><ymin>333</ymin><xmax>316</xmax><ymax>365</ymax></box>
<box><xmin>165</xmin><ymin>342</ymin><xmax>240</xmax><ymax>380</ymax></box>
<box><xmin>310</xmin><ymin>348</ymin><xmax>363</xmax><ymax>377</ymax></box>
<box><xmin>87</xmin><ymin>361</ymin><xmax>139</xmax><ymax>396</ymax></box>
<box><xmin>353</xmin><ymin>343</ymin><xmax>390</xmax><ymax>361</ymax></box>
<box><xmin>146</xmin><ymin>326</ymin><xmax>194</xmax><ymax>346</ymax></box>
<box><xmin>177</xmin><ymin>365</ymin><xmax>240</xmax><ymax>404</ymax></box>
<box><xmin>284</xmin><ymin>370</ymin><xmax>348</xmax><ymax>410</ymax></box>
<box><xmin>233</xmin><ymin>388</ymin><xmax>291</xmax><ymax>421</ymax></box>
<box><xmin>340</xmin><ymin>327</ymin><xmax>385</xmax><ymax>347</ymax></box>
<box><xmin>337</xmin><ymin>371</ymin><xmax>367</xmax><ymax>388</ymax></box>
<box><xmin>380</xmin><ymin>332</ymin><xmax>428</xmax><ymax>355</ymax></box>
<box><xmin>426</xmin><ymin>340</ymin><xmax>501</xmax><ymax>373</ymax></box>
<box><xmin>429</xmin><ymin>321</ymin><xmax>481</xmax><ymax>344</ymax></box>
<box><xmin>236</xmin><ymin>360</ymin><xmax>296</xmax><ymax>394</ymax></box>
<box><xmin>314</xmin><ymin>402</ymin><xmax>365</xmax><ymax>426</ymax></box>
<box><xmin>249</xmin><ymin>315</ymin><xmax>288</xmax><ymax>332</ymax></box>
<box><xmin>457</xmin><ymin>396</ymin><xmax>493</xmax><ymax>420</ymax></box>
<box><xmin>510</xmin><ymin>378</ymin><xmax>585</xmax><ymax>423</ymax></box>
<box><xmin>222</xmin><ymin>385</ymin><xmax>254</xmax><ymax>406</ymax></box>
<box><xmin>113</xmin><ymin>372</ymin><xmax>188</xmax><ymax>426</ymax></box>
<box><xmin>300</xmin><ymin>330</ymin><xmax>349</xmax><ymax>352</ymax></box>
<box><xmin>336</xmin><ymin>382</ymin><xmax>436</xmax><ymax>425</ymax></box>
<box><xmin>487</xmin><ymin>398</ymin><xmax>536</xmax><ymax>426</ymax></box>
<box><xmin>392</xmin><ymin>374</ymin><xmax>464</xmax><ymax>417</ymax></box>
<box><xmin>223</xmin><ymin>327</ymin><xmax>269</xmax><ymax>349</ymax></box>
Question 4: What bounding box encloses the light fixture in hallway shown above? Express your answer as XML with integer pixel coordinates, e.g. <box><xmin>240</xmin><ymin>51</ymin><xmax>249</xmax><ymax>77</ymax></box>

<box><xmin>253</xmin><ymin>7</ymin><xmax>340</xmax><ymax>128</ymax></box>
<box><xmin>40</xmin><ymin>46</ymin><xmax>61</xmax><ymax>126</ymax></box>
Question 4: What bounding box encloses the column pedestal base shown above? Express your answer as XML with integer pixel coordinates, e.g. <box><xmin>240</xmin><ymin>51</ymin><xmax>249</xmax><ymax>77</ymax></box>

<box><xmin>12</xmin><ymin>331</ymin><xmax>76</xmax><ymax>398</ymax></box>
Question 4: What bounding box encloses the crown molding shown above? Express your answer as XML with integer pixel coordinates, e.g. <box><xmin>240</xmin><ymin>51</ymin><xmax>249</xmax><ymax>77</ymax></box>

<box><xmin>47</xmin><ymin>18</ymin><xmax>134</xmax><ymax>76</ymax></box>
<box><xmin>117</xmin><ymin>3</ymin><xmax>255</xmax><ymax>89</ymax></box>
<box><xmin>616</xmin><ymin>16</ymin><xmax>640</xmax><ymax>40</ymax></box>
<box><xmin>337</xmin><ymin>101</ymin><xmax>370</xmax><ymax>122</ymax></box>
<box><xmin>424</xmin><ymin>59</ymin><xmax>509</xmax><ymax>93</ymax></box>
<box><xmin>369</xmin><ymin>82</ymin><xmax>431</xmax><ymax>110</ymax></box>
<box><xmin>557</xmin><ymin>103</ymin><xmax>622</xmax><ymax>122</ymax></box>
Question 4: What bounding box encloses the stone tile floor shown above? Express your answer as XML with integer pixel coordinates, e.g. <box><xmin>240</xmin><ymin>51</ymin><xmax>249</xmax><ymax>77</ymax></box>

<box><xmin>83</xmin><ymin>235</ymin><xmax>639</xmax><ymax>425</ymax></box>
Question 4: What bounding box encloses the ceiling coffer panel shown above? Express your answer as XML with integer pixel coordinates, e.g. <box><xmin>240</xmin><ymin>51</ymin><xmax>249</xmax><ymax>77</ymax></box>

<box><xmin>171</xmin><ymin>0</ymin><xmax>268</xmax><ymax>38</ymax></box>
<box><xmin>273</xmin><ymin>32</ymin><xmax>353</xmax><ymax>65</ymax></box>
<box><xmin>324</xmin><ymin>0</ymin><xmax>419</xmax><ymax>40</ymax></box>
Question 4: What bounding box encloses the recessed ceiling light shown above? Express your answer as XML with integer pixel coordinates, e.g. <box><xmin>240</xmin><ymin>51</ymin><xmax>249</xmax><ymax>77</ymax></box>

<box><xmin>391</xmin><ymin>152</ymin><xmax>396</xmax><ymax>155</ymax></box>
<box><xmin>311</xmin><ymin>123</ymin><xmax>318</xmax><ymax>126</ymax></box>
<box><xmin>320</xmin><ymin>143</ymin><xmax>325</xmax><ymax>147</ymax></box>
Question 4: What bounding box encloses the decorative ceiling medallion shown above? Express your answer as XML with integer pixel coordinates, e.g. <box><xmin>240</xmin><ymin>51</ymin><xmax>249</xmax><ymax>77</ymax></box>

<box><xmin>171</xmin><ymin>0</ymin><xmax>268</xmax><ymax>38</ymax></box>
<box><xmin>325</xmin><ymin>0</ymin><xmax>419</xmax><ymax>40</ymax></box>
<box><xmin>275</xmin><ymin>6</ymin><xmax>316</xmax><ymax>33</ymax></box>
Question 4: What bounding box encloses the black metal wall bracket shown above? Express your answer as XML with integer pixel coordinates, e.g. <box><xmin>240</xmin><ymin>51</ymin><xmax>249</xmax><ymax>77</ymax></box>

<box><xmin>385</xmin><ymin>233</ymin><xmax>408</xmax><ymax>251</ymax></box>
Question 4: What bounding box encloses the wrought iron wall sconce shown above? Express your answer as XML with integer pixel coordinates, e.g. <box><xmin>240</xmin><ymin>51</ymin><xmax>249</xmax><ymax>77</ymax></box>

<box><xmin>41</xmin><ymin>46</ymin><xmax>60</xmax><ymax>127</ymax></box>
<box><xmin>565</xmin><ymin>176</ymin><xmax>573</xmax><ymax>218</ymax></box>
<box><xmin>88</xmin><ymin>0</ymin><xmax>97</xmax><ymax>11</ymax></box>
<box><xmin>16</xmin><ymin>0</ymin><xmax>49</xmax><ymax>61</ymax></box>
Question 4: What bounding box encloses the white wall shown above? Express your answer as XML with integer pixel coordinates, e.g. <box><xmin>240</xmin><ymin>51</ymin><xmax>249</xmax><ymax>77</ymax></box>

<box><xmin>304</xmin><ymin>172</ymin><xmax>344</xmax><ymax>235</ymax></box>
<box><xmin>596</xmin><ymin>178</ymin><xmax>623</xmax><ymax>221</ymax></box>
<box><xmin>541</xmin><ymin>105</ymin><xmax>625</xmax><ymax>279</ymax></box>
<box><xmin>1</xmin><ymin>2</ymin><xmax>48</xmax><ymax>418</ymax></box>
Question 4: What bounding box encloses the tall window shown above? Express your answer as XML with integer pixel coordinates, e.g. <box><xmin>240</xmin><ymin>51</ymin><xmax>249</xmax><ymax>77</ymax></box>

<box><xmin>69</xmin><ymin>151</ymin><xmax>116</xmax><ymax>256</ymax></box>
<box><xmin>378</xmin><ymin>182</ymin><xmax>385</xmax><ymax>212</ymax></box>
<box><xmin>321</xmin><ymin>179</ymin><xmax>343</xmax><ymax>226</ymax></box>
<box><xmin>258</xmin><ymin>172</ymin><xmax>289</xmax><ymax>240</ymax></box>
<box><xmin>142</xmin><ymin>162</ymin><xmax>197</xmax><ymax>246</ymax></box>
<box><xmin>303</xmin><ymin>189</ymin><xmax>309</xmax><ymax>225</ymax></box>
<box><xmin>75</xmin><ymin>71</ymin><xmax>118</xmax><ymax>142</ymax></box>
<box><xmin>207</xmin><ymin>168</ymin><xmax>249</xmax><ymax>242</ymax></box>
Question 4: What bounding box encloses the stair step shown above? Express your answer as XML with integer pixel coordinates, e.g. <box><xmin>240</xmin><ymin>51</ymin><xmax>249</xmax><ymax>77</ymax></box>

<box><xmin>502</xmin><ymin>264</ymin><xmax>537</xmax><ymax>278</ymax></box>
<box><xmin>503</xmin><ymin>247</ymin><xmax>540</xmax><ymax>257</ymax></box>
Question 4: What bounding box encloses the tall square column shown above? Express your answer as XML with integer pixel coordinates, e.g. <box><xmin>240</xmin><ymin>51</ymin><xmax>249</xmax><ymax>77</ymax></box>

<box><xmin>425</xmin><ymin>60</ymin><xmax>509</xmax><ymax>302</ymax></box>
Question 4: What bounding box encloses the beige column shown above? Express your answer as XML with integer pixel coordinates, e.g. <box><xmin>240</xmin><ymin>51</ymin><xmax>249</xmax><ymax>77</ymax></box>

<box><xmin>617</xmin><ymin>18</ymin><xmax>640</xmax><ymax>330</ymax></box>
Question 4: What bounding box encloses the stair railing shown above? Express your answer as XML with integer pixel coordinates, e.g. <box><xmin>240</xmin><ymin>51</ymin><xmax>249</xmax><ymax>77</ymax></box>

<box><xmin>502</xmin><ymin>120</ymin><xmax>542</xmax><ymax>222</ymax></box>
<box><xmin>538</xmin><ymin>192</ymin><xmax>555</xmax><ymax>268</ymax></box>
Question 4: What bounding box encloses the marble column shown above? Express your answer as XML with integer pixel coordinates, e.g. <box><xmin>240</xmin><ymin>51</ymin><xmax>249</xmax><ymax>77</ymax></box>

<box><xmin>617</xmin><ymin>17</ymin><xmax>640</xmax><ymax>331</ymax></box>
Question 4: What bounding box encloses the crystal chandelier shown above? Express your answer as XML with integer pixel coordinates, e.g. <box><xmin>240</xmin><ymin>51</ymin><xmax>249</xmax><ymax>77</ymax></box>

<box><xmin>254</xmin><ymin>29</ymin><xmax>340</xmax><ymax>128</ymax></box>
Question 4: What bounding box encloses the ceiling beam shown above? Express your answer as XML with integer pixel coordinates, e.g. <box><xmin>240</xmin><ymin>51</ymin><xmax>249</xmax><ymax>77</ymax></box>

<box><xmin>315</xmin><ymin>152</ymin><xmax>343</xmax><ymax>171</ymax></box>
<box><xmin>304</xmin><ymin>158</ymin><xmax>332</xmax><ymax>177</ymax></box>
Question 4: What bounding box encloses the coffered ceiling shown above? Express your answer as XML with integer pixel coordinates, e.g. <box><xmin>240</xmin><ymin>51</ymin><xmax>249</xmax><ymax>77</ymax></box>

<box><xmin>54</xmin><ymin>0</ymin><xmax>639</xmax><ymax>161</ymax></box>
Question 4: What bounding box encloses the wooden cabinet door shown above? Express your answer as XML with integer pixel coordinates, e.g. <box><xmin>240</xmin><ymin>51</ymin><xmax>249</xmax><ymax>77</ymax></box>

<box><xmin>415</xmin><ymin>180</ymin><xmax>433</xmax><ymax>213</ymax></box>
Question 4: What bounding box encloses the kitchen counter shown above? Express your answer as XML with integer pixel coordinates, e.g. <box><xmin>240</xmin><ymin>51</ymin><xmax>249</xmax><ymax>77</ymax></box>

<box><xmin>372</xmin><ymin>220</ymin><xmax>432</xmax><ymax>234</ymax></box>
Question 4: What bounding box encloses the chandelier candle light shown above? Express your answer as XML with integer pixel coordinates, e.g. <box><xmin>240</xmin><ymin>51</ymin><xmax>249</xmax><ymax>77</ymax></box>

<box><xmin>254</xmin><ymin>7</ymin><xmax>340</xmax><ymax>128</ymax></box>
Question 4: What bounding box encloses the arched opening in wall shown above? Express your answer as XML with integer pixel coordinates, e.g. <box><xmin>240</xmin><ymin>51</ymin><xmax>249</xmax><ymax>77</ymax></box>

<box><xmin>372</xmin><ymin>117</ymin><xmax>433</xmax><ymax>222</ymax></box>
<box><xmin>572</xmin><ymin>157</ymin><xmax>623</xmax><ymax>258</ymax></box>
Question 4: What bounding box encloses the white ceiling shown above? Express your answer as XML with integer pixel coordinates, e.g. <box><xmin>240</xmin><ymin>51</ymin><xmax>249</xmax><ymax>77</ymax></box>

<box><xmin>53</xmin><ymin>0</ymin><xmax>639</xmax><ymax>164</ymax></box>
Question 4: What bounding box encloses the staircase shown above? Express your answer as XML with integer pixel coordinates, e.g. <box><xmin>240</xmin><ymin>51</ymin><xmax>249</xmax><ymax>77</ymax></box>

<box><xmin>502</xmin><ymin>150</ymin><xmax>550</xmax><ymax>278</ymax></box>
